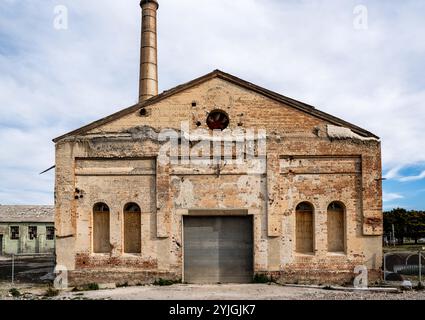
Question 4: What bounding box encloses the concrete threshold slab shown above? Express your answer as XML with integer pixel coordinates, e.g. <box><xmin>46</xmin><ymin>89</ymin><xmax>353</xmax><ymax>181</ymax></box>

<box><xmin>282</xmin><ymin>284</ymin><xmax>323</xmax><ymax>289</ymax></box>
<box><xmin>282</xmin><ymin>284</ymin><xmax>400</xmax><ymax>293</ymax></box>
<box><xmin>328</xmin><ymin>286</ymin><xmax>400</xmax><ymax>293</ymax></box>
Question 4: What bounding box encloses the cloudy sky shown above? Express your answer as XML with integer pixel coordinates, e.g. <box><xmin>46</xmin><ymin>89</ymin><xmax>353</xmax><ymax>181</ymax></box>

<box><xmin>0</xmin><ymin>0</ymin><xmax>424</xmax><ymax>210</ymax></box>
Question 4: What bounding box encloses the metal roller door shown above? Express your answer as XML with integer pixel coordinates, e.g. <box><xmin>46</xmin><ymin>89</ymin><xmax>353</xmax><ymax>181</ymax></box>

<box><xmin>183</xmin><ymin>216</ymin><xmax>253</xmax><ymax>284</ymax></box>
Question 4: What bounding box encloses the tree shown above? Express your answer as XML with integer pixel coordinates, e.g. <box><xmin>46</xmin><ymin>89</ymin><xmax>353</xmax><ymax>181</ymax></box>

<box><xmin>384</xmin><ymin>208</ymin><xmax>408</xmax><ymax>244</ymax></box>
<box><xmin>406</xmin><ymin>210</ymin><xmax>425</xmax><ymax>244</ymax></box>
<box><xmin>384</xmin><ymin>209</ymin><xmax>425</xmax><ymax>245</ymax></box>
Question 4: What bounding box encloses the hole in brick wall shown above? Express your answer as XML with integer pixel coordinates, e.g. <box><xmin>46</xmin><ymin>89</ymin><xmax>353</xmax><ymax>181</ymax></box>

<box><xmin>139</xmin><ymin>108</ymin><xmax>147</xmax><ymax>116</ymax></box>
<box><xmin>192</xmin><ymin>101</ymin><xmax>197</xmax><ymax>107</ymax></box>
<box><xmin>207</xmin><ymin>110</ymin><xmax>230</xmax><ymax>131</ymax></box>
<box><xmin>196</xmin><ymin>121</ymin><xmax>202</xmax><ymax>127</ymax></box>
<box><xmin>329</xmin><ymin>202</ymin><xmax>344</xmax><ymax>211</ymax></box>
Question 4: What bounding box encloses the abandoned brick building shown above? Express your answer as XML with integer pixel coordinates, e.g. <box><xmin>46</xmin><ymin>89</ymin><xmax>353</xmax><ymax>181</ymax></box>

<box><xmin>53</xmin><ymin>0</ymin><xmax>383</xmax><ymax>285</ymax></box>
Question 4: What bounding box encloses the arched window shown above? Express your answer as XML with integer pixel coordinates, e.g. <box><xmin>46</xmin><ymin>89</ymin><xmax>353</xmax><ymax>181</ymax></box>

<box><xmin>327</xmin><ymin>202</ymin><xmax>345</xmax><ymax>253</ymax></box>
<box><xmin>296</xmin><ymin>202</ymin><xmax>314</xmax><ymax>254</ymax></box>
<box><xmin>93</xmin><ymin>203</ymin><xmax>111</xmax><ymax>253</ymax></box>
<box><xmin>124</xmin><ymin>203</ymin><xmax>142</xmax><ymax>254</ymax></box>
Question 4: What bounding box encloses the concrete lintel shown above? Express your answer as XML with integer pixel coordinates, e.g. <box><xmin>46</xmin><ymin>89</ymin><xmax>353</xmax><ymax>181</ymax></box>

<box><xmin>176</xmin><ymin>208</ymin><xmax>259</xmax><ymax>216</ymax></box>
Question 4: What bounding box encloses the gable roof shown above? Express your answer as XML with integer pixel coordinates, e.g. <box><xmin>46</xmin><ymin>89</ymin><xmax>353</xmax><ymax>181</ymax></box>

<box><xmin>0</xmin><ymin>205</ymin><xmax>54</xmax><ymax>223</ymax></box>
<box><xmin>53</xmin><ymin>69</ymin><xmax>379</xmax><ymax>142</ymax></box>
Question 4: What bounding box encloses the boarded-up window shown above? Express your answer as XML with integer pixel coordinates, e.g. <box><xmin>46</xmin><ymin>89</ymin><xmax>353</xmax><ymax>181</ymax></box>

<box><xmin>93</xmin><ymin>203</ymin><xmax>111</xmax><ymax>253</ymax></box>
<box><xmin>296</xmin><ymin>202</ymin><xmax>314</xmax><ymax>253</ymax></box>
<box><xmin>124</xmin><ymin>203</ymin><xmax>141</xmax><ymax>254</ymax></box>
<box><xmin>327</xmin><ymin>202</ymin><xmax>345</xmax><ymax>253</ymax></box>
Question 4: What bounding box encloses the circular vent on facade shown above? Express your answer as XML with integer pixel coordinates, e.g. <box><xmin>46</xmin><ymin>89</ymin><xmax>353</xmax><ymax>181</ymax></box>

<box><xmin>206</xmin><ymin>110</ymin><xmax>230</xmax><ymax>131</ymax></box>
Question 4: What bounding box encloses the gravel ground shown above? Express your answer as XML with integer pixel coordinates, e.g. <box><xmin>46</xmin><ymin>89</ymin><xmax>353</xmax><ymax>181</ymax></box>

<box><xmin>48</xmin><ymin>284</ymin><xmax>425</xmax><ymax>300</ymax></box>
<box><xmin>1</xmin><ymin>283</ymin><xmax>425</xmax><ymax>300</ymax></box>
<box><xmin>0</xmin><ymin>256</ymin><xmax>55</xmax><ymax>283</ymax></box>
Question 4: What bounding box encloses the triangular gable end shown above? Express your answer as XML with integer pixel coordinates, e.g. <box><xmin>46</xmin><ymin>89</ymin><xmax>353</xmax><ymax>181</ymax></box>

<box><xmin>53</xmin><ymin>70</ymin><xmax>379</xmax><ymax>142</ymax></box>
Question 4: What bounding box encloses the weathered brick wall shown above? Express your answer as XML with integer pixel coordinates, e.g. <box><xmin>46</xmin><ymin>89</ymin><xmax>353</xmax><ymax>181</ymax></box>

<box><xmin>55</xmin><ymin>77</ymin><xmax>382</xmax><ymax>285</ymax></box>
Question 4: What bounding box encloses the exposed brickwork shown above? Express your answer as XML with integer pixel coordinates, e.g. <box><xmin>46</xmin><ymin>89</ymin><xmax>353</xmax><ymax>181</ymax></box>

<box><xmin>55</xmin><ymin>75</ymin><xmax>383</xmax><ymax>286</ymax></box>
<box><xmin>75</xmin><ymin>253</ymin><xmax>159</xmax><ymax>270</ymax></box>
<box><xmin>267</xmin><ymin>269</ymin><xmax>382</xmax><ymax>286</ymax></box>
<box><xmin>68</xmin><ymin>270</ymin><xmax>180</xmax><ymax>287</ymax></box>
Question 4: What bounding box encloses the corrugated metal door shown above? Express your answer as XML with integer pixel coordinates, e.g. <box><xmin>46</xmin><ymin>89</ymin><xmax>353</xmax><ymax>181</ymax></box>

<box><xmin>184</xmin><ymin>216</ymin><xmax>253</xmax><ymax>284</ymax></box>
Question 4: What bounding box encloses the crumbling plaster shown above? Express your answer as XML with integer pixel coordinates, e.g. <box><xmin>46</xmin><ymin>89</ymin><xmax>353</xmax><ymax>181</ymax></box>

<box><xmin>55</xmin><ymin>77</ymin><xmax>382</xmax><ymax>285</ymax></box>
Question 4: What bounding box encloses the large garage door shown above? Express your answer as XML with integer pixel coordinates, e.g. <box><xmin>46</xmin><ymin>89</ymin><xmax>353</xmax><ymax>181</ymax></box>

<box><xmin>184</xmin><ymin>216</ymin><xmax>253</xmax><ymax>284</ymax></box>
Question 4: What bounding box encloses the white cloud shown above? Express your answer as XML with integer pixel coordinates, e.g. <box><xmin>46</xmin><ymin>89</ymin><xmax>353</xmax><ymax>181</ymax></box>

<box><xmin>399</xmin><ymin>171</ymin><xmax>425</xmax><ymax>182</ymax></box>
<box><xmin>383</xmin><ymin>192</ymin><xmax>404</xmax><ymax>202</ymax></box>
<box><xmin>1</xmin><ymin>0</ymin><xmax>425</xmax><ymax>204</ymax></box>
<box><xmin>384</xmin><ymin>166</ymin><xmax>402</xmax><ymax>180</ymax></box>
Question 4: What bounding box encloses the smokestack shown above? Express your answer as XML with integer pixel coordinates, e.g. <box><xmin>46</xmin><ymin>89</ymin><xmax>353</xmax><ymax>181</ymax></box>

<box><xmin>139</xmin><ymin>0</ymin><xmax>159</xmax><ymax>102</ymax></box>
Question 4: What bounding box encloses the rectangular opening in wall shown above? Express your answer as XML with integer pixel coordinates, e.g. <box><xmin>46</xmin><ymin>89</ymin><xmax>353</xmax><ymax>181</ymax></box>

<box><xmin>46</xmin><ymin>226</ymin><xmax>55</xmax><ymax>241</ymax></box>
<box><xmin>28</xmin><ymin>226</ymin><xmax>37</xmax><ymax>240</ymax></box>
<box><xmin>10</xmin><ymin>226</ymin><xmax>19</xmax><ymax>240</ymax></box>
<box><xmin>183</xmin><ymin>215</ymin><xmax>253</xmax><ymax>284</ymax></box>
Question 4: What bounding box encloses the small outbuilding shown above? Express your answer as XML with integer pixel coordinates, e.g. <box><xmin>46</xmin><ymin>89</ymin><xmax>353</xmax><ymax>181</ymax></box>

<box><xmin>0</xmin><ymin>205</ymin><xmax>55</xmax><ymax>256</ymax></box>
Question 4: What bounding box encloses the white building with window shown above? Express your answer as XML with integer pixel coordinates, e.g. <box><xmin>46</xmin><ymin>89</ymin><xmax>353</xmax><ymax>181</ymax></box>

<box><xmin>0</xmin><ymin>205</ymin><xmax>55</xmax><ymax>256</ymax></box>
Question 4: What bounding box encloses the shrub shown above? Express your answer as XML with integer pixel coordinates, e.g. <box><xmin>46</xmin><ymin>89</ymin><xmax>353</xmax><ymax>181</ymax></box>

<box><xmin>72</xmin><ymin>283</ymin><xmax>99</xmax><ymax>292</ymax></box>
<box><xmin>9</xmin><ymin>288</ymin><xmax>21</xmax><ymax>297</ymax></box>
<box><xmin>116</xmin><ymin>282</ymin><xmax>129</xmax><ymax>288</ymax></box>
<box><xmin>415</xmin><ymin>282</ymin><xmax>425</xmax><ymax>291</ymax></box>
<box><xmin>45</xmin><ymin>286</ymin><xmax>59</xmax><ymax>297</ymax></box>
<box><xmin>86</xmin><ymin>283</ymin><xmax>99</xmax><ymax>291</ymax></box>
<box><xmin>253</xmin><ymin>274</ymin><xmax>271</xmax><ymax>284</ymax></box>
<box><xmin>153</xmin><ymin>278</ymin><xmax>180</xmax><ymax>286</ymax></box>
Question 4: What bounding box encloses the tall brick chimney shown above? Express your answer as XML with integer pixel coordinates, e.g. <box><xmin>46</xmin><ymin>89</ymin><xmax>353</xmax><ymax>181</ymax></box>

<box><xmin>139</xmin><ymin>0</ymin><xmax>159</xmax><ymax>102</ymax></box>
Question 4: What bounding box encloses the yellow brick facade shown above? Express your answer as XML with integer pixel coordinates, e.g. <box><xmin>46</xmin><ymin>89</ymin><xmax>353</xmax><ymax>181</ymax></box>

<box><xmin>54</xmin><ymin>74</ymin><xmax>383</xmax><ymax>285</ymax></box>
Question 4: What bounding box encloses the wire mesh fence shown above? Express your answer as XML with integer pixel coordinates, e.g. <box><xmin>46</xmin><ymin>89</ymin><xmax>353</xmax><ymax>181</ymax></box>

<box><xmin>383</xmin><ymin>251</ymin><xmax>424</xmax><ymax>285</ymax></box>
<box><xmin>0</xmin><ymin>253</ymin><xmax>55</xmax><ymax>285</ymax></box>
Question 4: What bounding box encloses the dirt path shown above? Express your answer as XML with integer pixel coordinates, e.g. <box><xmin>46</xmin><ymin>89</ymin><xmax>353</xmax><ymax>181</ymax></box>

<box><xmin>1</xmin><ymin>283</ymin><xmax>424</xmax><ymax>300</ymax></box>
<box><xmin>0</xmin><ymin>256</ymin><xmax>55</xmax><ymax>283</ymax></box>
<box><xmin>53</xmin><ymin>284</ymin><xmax>425</xmax><ymax>300</ymax></box>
